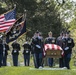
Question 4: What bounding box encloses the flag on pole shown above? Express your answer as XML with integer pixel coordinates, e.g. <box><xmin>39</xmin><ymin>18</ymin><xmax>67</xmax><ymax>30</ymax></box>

<box><xmin>6</xmin><ymin>16</ymin><xmax>26</xmax><ymax>43</ymax></box>
<box><xmin>5</xmin><ymin>16</ymin><xmax>23</xmax><ymax>34</ymax></box>
<box><xmin>0</xmin><ymin>8</ymin><xmax>16</xmax><ymax>32</ymax></box>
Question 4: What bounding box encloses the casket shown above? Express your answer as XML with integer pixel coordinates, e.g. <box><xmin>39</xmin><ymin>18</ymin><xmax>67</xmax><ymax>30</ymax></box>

<box><xmin>44</xmin><ymin>44</ymin><xmax>64</xmax><ymax>58</ymax></box>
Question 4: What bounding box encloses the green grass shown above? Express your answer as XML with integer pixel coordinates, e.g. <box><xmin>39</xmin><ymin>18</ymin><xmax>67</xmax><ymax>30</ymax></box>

<box><xmin>0</xmin><ymin>66</ymin><xmax>76</xmax><ymax>75</ymax></box>
<box><xmin>0</xmin><ymin>57</ymin><xmax>76</xmax><ymax>75</ymax></box>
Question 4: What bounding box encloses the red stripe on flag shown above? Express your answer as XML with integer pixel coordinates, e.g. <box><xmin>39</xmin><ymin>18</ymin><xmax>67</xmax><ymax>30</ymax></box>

<box><xmin>45</xmin><ymin>44</ymin><xmax>50</xmax><ymax>51</ymax></box>
<box><xmin>0</xmin><ymin>19</ymin><xmax>15</xmax><ymax>25</ymax></box>
<box><xmin>0</xmin><ymin>14</ymin><xmax>5</xmax><ymax>22</ymax></box>
<box><xmin>0</xmin><ymin>29</ymin><xmax>7</xmax><ymax>32</ymax></box>
<box><xmin>0</xmin><ymin>16</ymin><xmax>4</xmax><ymax>19</ymax></box>
<box><xmin>0</xmin><ymin>25</ymin><xmax>12</xmax><ymax>28</ymax></box>
<box><xmin>52</xmin><ymin>44</ymin><xmax>55</xmax><ymax>50</ymax></box>
<box><xmin>0</xmin><ymin>19</ymin><xmax>15</xmax><ymax>32</ymax></box>
<box><xmin>57</xmin><ymin>45</ymin><xmax>60</xmax><ymax>50</ymax></box>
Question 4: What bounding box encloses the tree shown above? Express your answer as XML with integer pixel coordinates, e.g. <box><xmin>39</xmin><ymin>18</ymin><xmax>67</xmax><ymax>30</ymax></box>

<box><xmin>27</xmin><ymin>0</ymin><xmax>63</xmax><ymax>37</ymax></box>
<box><xmin>0</xmin><ymin>0</ymin><xmax>63</xmax><ymax>38</ymax></box>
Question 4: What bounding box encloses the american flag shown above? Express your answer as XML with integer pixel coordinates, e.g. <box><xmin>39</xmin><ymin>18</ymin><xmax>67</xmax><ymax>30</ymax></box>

<box><xmin>0</xmin><ymin>8</ymin><xmax>16</xmax><ymax>32</ymax></box>
<box><xmin>44</xmin><ymin>44</ymin><xmax>64</xmax><ymax>56</ymax></box>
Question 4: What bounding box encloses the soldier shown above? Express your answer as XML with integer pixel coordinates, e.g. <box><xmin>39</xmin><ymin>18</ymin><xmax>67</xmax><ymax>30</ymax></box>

<box><xmin>45</xmin><ymin>31</ymin><xmax>56</xmax><ymax>67</ymax></box>
<box><xmin>63</xmin><ymin>32</ymin><xmax>75</xmax><ymax>69</ymax></box>
<box><xmin>11</xmin><ymin>40</ymin><xmax>20</xmax><ymax>66</ymax></box>
<box><xmin>0</xmin><ymin>38</ymin><xmax>3</xmax><ymax>67</ymax></box>
<box><xmin>2</xmin><ymin>37</ymin><xmax>9</xmax><ymax>66</ymax></box>
<box><xmin>31</xmin><ymin>31</ymin><xmax>44</xmax><ymax>68</ymax></box>
<box><xmin>56</xmin><ymin>32</ymin><xmax>65</xmax><ymax>68</ymax></box>
<box><xmin>23</xmin><ymin>41</ymin><xmax>31</xmax><ymax>66</ymax></box>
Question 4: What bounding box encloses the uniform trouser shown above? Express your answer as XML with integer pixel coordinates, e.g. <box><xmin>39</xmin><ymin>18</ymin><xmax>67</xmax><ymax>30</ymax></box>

<box><xmin>48</xmin><ymin>58</ymin><xmax>53</xmax><ymax>67</ymax></box>
<box><xmin>64</xmin><ymin>54</ymin><xmax>71</xmax><ymax>69</ymax></box>
<box><xmin>23</xmin><ymin>55</ymin><xmax>30</xmax><ymax>66</ymax></box>
<box><xmin>0</xmin><ymin>54</ymin><xmax>3</xmax><ymax>67</ymax></box>
<box><xmin>12</xmin><ymin>55</ymin><xmax>18</xmax><ymax>66</ymax></box>
<box><xmin>2</xmin><ymin>55</ymin><xmax>7</xmax><ymax>66</ymax></box>
<box><xmin>59</xmin><ymin>57</ymin><xmax>64</xmax><ymax>68</ymax></box>
<box><xmin>33</xmin><ymin>53</ymin><xmax>43</xmax><ymax>68</ymax></box>
<box><xmin>33</xmin><ymin>54</ymin><xmax>37</xmax><ymax>68</ymax></box>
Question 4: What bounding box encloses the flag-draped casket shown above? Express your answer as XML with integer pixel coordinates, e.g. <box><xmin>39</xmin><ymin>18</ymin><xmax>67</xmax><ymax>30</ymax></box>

<box><xmin>44</xmin><ymin>44</ymin><xmax>64</xmax><ymax>58</ymax></box>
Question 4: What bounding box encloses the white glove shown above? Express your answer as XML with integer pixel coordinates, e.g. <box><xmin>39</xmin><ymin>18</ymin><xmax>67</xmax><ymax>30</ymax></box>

<box><xmin>36</xmin><ymin>45</ymin><xmax>41</xmax><ymax>49</ymax></box>
<box><xmin>65</xmin><ymin>47</ymin><xmax>69</xmax><ymax>50</ymax></box>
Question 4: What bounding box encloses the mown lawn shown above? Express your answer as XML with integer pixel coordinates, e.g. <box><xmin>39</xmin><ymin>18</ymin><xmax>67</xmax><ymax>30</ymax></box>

<box><xmin>0</xmin><ymin>66</ymin><xmax>76</xmax><ymax>75</ymax></box>
<box><xmin>0</xmin><ymin>58</ymin><xmax>76</xmax><ymax>75</ymax></box>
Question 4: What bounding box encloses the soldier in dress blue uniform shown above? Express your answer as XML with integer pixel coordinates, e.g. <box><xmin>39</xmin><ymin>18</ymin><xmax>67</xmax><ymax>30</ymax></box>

<box><xmin>11</xmin><ymin>40</ymin><xmax>20</xmax><ymax>66</ymax></box>
<box><xmin>23</xmin><ymin>41</ymin><xmax>31</xmax><ymax>66</ymax></box>
<box><xmin>45</xmin><ymin>31</ymin><xmax>56</xmax><ymax>67</ymax></box>
<box><xmin>63</xmin><ymin>32</ymin><xmax>75</xmax><ymax>69</ymax></box>
<box><xmin>2</xmin><ymin>37</ymin><xmax>9</xmax><ymax>66</ymax></box>
<box><xmin>0</xmin><ymin>38</ymin><xmax>3</xmax><ymax>67</ymax></box>
<box><xmin>31</xmin><ymin>31</ymin><xmax>44</xmax><ymax>68</ymax></box>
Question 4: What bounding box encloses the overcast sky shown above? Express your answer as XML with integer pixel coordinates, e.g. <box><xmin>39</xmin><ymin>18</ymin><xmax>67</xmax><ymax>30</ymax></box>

<box><xmin>73</xmin><ymin>0</ymin><xmax>76</xmax><ymax>2</ymax></box>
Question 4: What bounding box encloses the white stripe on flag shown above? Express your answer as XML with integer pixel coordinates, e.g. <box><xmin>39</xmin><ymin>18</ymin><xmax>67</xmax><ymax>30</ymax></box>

<box><xmin>0</xmin><ymin>26</ymin><xmax>10</xmax><ymax>30</ymax></box>
<box><xmin>0</xmin><ymin>19</ymin><xmax>15</xmax><ymax>32</ymax></box>
<box><xmin>49</xmin><ymin>44</ymin><xmax>52</xmax><ymax>50</ymax></box>
<box><xmin>0</xmin><ymin>14</ymin><xmax>5</xmax><ymax>22</ymax></box>
<box><xmin>0</xmin><ymin>19</ymin><xmax>15</xmax><ymax>27</ymax></box>
<box><xmin>54</xmin><ymin>44</ymin><xmax>57</xmax><ymax>50</ymax></box>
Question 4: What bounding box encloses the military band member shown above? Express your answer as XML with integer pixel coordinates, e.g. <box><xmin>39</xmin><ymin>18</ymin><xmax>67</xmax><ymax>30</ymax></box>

<box><xmin>63</xmin><ymin>32</ymin><xmax>75</xmax><ymax>69</ymax></box>
<box><xmin>31</xmin><ymin>31</ymin><xmax>44</xmax><ymax>68</ymax></box>
<box><xmin>45</xmin><ymin>31</ymin><xmax>56</xmax><ymax>67</ymax></box>
<box><xmin>2</xmin><ymin>37</ymin><xmax>9</xmax><ymax>66</ymax></box>
<box><xmin>23</xmin><ymin>41</ymin><xmax>31</xmax><ymax>66</ymax></box>
<box><xmin>11</xmin><ymin>40</ymin><xmax>20</xmax><ymax>66</ymax></box>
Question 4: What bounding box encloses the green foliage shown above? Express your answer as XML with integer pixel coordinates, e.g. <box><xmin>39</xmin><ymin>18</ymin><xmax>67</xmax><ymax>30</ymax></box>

<box><xmin>0</xmin><ymin>0</ymin><xmax>63</xmax><ymax>37</ymax></box>
<box><xmin>26</xmin><ymin>0</ymin><xmax>63</xmax><ymax>37</ymax></box>
<box><xmin>0</xmin><ymin>0</ymin><xmax>76</xmax><ymax>38</ymax></box>
<box><xmin>0</xmin><ymin>2</ymin><xmax>7</xmax><ymax>14</ymax></box>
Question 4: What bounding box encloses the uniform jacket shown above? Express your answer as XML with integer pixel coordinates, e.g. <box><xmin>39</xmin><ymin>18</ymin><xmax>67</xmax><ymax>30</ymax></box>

<box><xmin>3</xmin><ymin>43</ymin><xmax>9</xmax><ymax>55</ymax></box>
<box><xmin>0</xmin><ymin>43</ymin><xmax>3</xmax><ymax>55</ymax></box>
<box><xmin>23</xmin><ymin>43</ymin><xmax>31</xmax><ymax>55</ymax></box>
<box><xmin>31</xmin><ymin>37</ymin><xmax>44</xmax><ymax>54</ymax></box>
<box><xmin>63</xmin><ymin>37</ymin><xmax>75</xmax><ymax>54</ymax></box>
<box><xmin>45</xmin><ymin>37</ymin><xmax>56</xmax><ymax>44</ymax></box>
<box><xmin>11</xmin><ymin>42</ymin><xmax>20</xmax><ymax>55</ymax></box>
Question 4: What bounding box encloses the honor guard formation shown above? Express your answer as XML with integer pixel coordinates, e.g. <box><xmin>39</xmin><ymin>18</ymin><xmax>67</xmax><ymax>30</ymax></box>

<box><xmin>0</xmin><ymin>31</ymin><xmax>75</xmax><ymax>69</ymax></box>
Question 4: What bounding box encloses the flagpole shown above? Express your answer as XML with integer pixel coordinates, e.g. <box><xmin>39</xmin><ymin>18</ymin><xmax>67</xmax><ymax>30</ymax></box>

<box><xmin>23</xmin><ymin>9</ymin><xmax>26</xmax><ymax>21</ymax></box>
<box><xmin>5</xmin><ymin>4</ymin><xmax>16</xmax><ymax>15</ymax></box>
<box><xmin>23</xmin><ymin>9</ymin><xmax>27</xmax><ymax>41</ymax></box>
<box><xmin>23</xmin><ymin>10</ymin><xmax>31</xmax><ymax>41</ymax></box>
<box><xmin>0</xmin><ymin>4</ymin><xmax>16</xmax><ymax>16</ymax></box>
